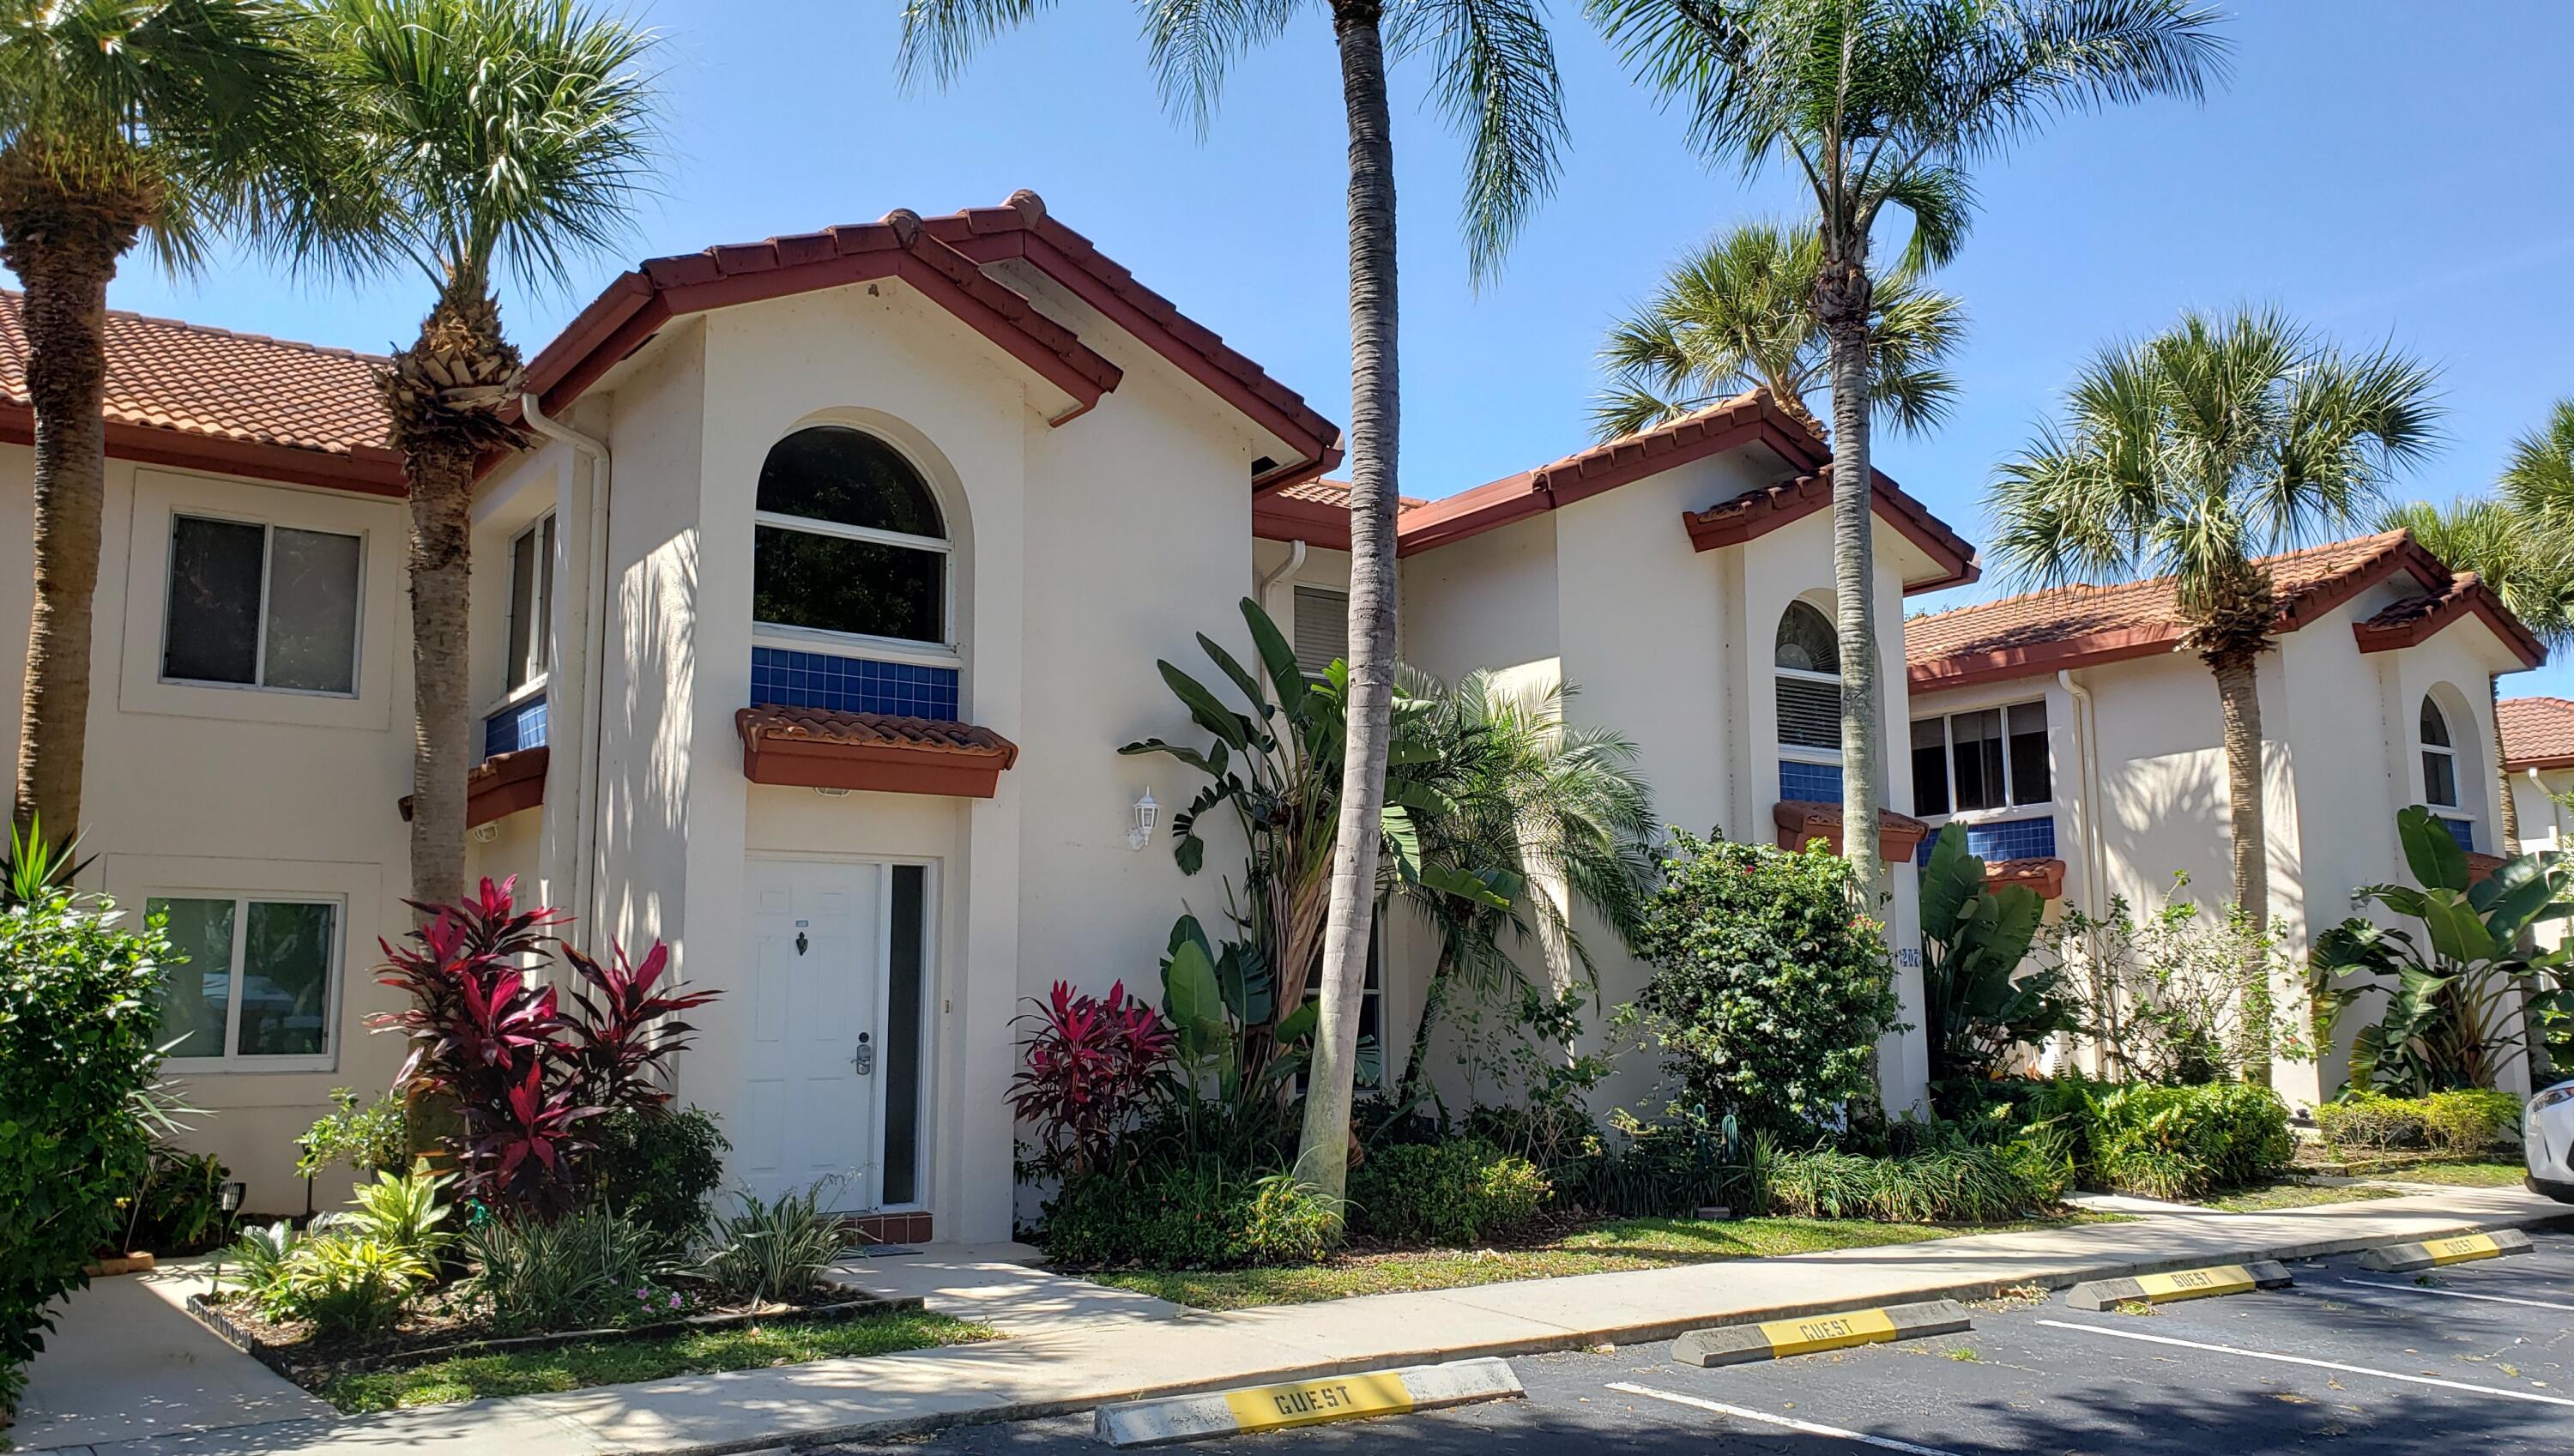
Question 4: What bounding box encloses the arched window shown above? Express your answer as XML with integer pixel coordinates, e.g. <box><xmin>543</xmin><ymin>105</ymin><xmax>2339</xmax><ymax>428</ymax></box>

<box><xmin>752</xmin><ymin>426</ymin><xmax>949</xmax><ymax>645</ymax></box>
<box><xmin>1775</xmin><ymin>601</ymin><xmax>1842</xmax><ymax>799</ymax></box>
<box><xmin>2420</xmin><ymin>696</ymin><xmax>2459</xmax><ymax>808</ymax></box>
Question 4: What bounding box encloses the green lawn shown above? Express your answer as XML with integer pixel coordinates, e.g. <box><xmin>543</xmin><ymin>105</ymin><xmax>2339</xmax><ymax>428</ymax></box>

<box><xmin>1091</xmin><ymin>1213</ymin><xmax>2126</xmax><ymax>1312</ymax></box>
<box><xmin>317</xmin><ymin>1310</ymin><xmax>999</xmax><ymax>1413</ymax></box>
<box><xmin>2372</xmin><ymin>1159</ymin><xmax>2526</xmax><ymax>1188</ymax></box>
<box><xmin>2204</xmin><ymin>1181</ymin><xmax>2406</xmax><ymax>1212</ymax></box>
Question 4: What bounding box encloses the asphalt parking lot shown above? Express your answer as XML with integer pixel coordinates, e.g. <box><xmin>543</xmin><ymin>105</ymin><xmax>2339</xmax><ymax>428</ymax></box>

<box><xmin>827</xmin><ymin>1222</ymin><xmax>2574</xmax><ymax>1455</ymax></box>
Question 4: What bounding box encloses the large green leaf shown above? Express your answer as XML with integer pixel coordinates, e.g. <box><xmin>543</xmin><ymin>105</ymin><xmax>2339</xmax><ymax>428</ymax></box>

<box><xmin>1195</xmin><ymin>633</ymin><xmax>1270</xmax><ymax>724</ymax></box>
<box><xmin>2416</xmin><ymin>891</ymin><xmax>2492</xmax><ymax>968</ymax></box>
<box><xmin>1918</xmin><ymin>822</ymin><xmax>1983</xmax><ymax>945</ymax></box>
<box><xmin>1157</xmin><ymin>661</ymin><xmax>1251</xmax><ymax>752</ymax></box>
<box><xmin>1239</xmin><ymin>598</ymin><xmax>1308</xmax><ymax>714</ymax></box>
<box><xmin>2399</xmin><ymin>804</ymin><xmax>2470</xmax><ymax>893</ymax></box>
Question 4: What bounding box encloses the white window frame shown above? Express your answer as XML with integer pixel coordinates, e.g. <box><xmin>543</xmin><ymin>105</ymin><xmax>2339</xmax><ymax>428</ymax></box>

<box><xmin>2420</xmin><ymin>698</ymin><xmax>2462</xmax><ymax>811</ymax></box>
<box><xmin>1910</xmin><ymin>700</ymin><xmax>2054</xmax><ymax>824</ymax></box>
<box><xmin>151</xmin><ymin>891</ymin><xmax>346</xmax><ymax>1072</ymax></box>
<box><xmin>1774</xmin><ymin>662</ymin><xmax>1846</xmax><ymax>774</ymax></box>
<box><xmin>159</xmin><ymin>511</ymin><xmax>366</xmax><ymax>698</ymax></box>
<box><xmin>503</xmin><ymin>513</ymin><xmax>555</xmax><ymax>698</ymax></box>
<box><xmin>750</xmin><ymin>507</ymin><xmax>959</xmax><ymax>663</ymax></box>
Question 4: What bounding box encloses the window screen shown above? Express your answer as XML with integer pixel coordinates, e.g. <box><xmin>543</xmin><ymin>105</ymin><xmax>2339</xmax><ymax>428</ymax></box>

<box><xmin>1294</xmin><ymin>586</ymin><xmax>1350</xmax><ymax>678</ymax></box>
<box><xmin>163</xmin><ymin>515</ymin><xmax>360</xmax><ymax>693</ymax></box>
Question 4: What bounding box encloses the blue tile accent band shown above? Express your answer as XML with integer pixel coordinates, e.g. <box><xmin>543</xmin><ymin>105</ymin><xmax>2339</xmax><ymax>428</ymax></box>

<box><xmin>484</xmin><ymin>693</ymin><xmax>547</xmax><ymax>757</ymax></box>
<box><xmin>2437</xmin><ymin>814</ymin><xmax>2474</xmax><ymax>854</ymax></box>
<box><xmin>1917</xmin><ymin>814</ymin><xmax>2058</xmax><ymax>866</ymax></box>
<box><xmin>1779</xmin><ymin>759</ymin><xmax>1844</xmax><ymax>803</ymax></box>
<box><xmin>751</xmin><ymin>645</ymin><xmax>960</xmax><ymax>721</ymax></box>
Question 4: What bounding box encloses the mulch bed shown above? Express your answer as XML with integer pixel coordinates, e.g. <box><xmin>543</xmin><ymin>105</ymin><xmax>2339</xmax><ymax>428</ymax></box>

<box><xmin>186</xmin><ymin>1281</ymin><xmax>923</xmax><ymax>1385</ymax></box>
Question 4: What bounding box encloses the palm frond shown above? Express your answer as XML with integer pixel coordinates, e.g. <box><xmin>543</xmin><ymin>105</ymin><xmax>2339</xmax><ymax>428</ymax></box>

<box><xmin>1394</xmin><ymin>0</ymin><xmax>1568</xmax><ymax>284</ymax></box>
<box><xmin>896</xmin><ymin>0</ymin><xmax>1060</xmax><ymax>90</ymax></box>
<box><xmin>2501</xmin><ymin>400</ymin><xmax>2574</xmax><ymax>525</ymax></box>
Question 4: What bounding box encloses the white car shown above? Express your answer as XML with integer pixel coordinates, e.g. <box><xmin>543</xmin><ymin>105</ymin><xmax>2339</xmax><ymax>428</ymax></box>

<box><xmin>2527</xmin><ymin>1078</ymin><xmax>2574</xmax><ymax>1201</ymax></box>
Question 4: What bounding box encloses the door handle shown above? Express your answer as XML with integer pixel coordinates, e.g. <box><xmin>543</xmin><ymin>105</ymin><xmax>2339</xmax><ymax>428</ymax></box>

<box><xmin>851</xmin><ymin>1032</ymin><xmax>874</xmax><ymax>1076</ymax></box>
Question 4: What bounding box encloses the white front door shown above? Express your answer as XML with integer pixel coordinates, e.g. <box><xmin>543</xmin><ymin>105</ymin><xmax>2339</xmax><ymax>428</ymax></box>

<box><xmin>740</xmin><ymin>859</ymin><xmax>883</xmax><ymax>1208</ymax></box>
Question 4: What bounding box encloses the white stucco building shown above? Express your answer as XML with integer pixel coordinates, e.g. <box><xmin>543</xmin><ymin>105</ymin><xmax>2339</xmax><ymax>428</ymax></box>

<box><xmin>9</xmin><ymin>188</ymin><xmax>2548</xmax><ymax>1235</ymax></box>
<box><xmin>1907</xmin><ymin>534</ymin><xmax>2547</xmax><ymax>1104</ymax></box>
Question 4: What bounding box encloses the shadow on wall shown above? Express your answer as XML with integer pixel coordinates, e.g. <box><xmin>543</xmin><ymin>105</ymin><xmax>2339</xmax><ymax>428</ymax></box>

<box><xmin>598</xmin><ymin>527</ymin><xmax>698</xmax><ymax>951</ymax></box>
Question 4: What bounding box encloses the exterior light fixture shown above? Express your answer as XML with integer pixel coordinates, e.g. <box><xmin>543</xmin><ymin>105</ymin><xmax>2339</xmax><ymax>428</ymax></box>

<box><xmin>815</xmin><ymin>785</ymin><xmax>853</xmax><ymax>797</ymax></box>
<box><xmin>1127</xmin><ymin>788</ymin><xmax>1158</xmax><ymax>851</ymax></box>
<box><xmin>471</xmin><ymin>824</ymin><xmax>499</xmax><ymax>844</ymax></box>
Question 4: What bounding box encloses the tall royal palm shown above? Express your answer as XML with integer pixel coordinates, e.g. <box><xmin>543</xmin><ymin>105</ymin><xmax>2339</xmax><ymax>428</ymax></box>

<box><xmin>1991</xmin><ymin>308</ymin><xmax>2441</xmax><ymax>1085</ymax></box>
<box><xmin>1590</xmin><ymin>0</ymin><xmax>2225</xmax><ymax>897</ymax></box>
<box><xmin>2381</xmin><ymin>494</ymin><xmax>2574</xmax><ymax>852</ymax></box>
<box><xmin>1593</xmin><ymin>220</ymin><xmax>1964</xmax><ymax>443</ymax></box>
<box><xmin>900</xmin><ymin>0</ymin><xmax>1569</xmax><ymax>1214</ymax></box>
<box><xmin>0</xmin><ymin>0</ymin><xmax>312</xmax><ymax>840</ymax></box>
<box><xmin>289</xmin><ymin>0</ymin><xmax>657</xmax><ymax>909</ymax></box>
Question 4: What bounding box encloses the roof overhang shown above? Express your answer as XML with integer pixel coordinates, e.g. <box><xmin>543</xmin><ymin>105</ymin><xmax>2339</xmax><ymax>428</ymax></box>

<box><xmin>0</xmin><ymin>402</ymin><xmax>408</xmax><ymax>496</ymax></box>
<box><xmin>396</xmin><ymin>746</ymin><xmax>548</xmax><ymax>830</ymax></box>
<box><xmin>1684</xmin><ymin>468</ymin><xmax>1979</xmax><ymax>594</ymax></box>
<box><xmin>736</xmin><ymin>706</ymin><xmax>1020</xmax><ymax>799</ymax></box>
<box><xmin>2352</xmin><ymin>574</ymin><xmax>2547</xmax><ymax>669</ymax></box>
<box><xmin>1772</xmin><ymin>800</ymin><xmax>1932</xmax><ymax>862</ymax></box>
<box><xmin>1911</xmin><ymin>622</ymin><xmax>2184</xmax><ymax>695</ymax></box>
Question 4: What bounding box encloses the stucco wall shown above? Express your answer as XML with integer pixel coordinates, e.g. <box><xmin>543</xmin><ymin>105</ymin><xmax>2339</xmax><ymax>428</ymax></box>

<box><xmin>0</xmin><ymin>445</ymin><xmax>416</xmax><ymax>1210</ymax></box>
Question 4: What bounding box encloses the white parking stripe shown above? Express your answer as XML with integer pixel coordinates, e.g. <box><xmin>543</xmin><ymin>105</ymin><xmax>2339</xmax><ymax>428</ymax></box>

<box><xmin>1607</xmin><ymin>1381</ymin><xmax>1967</xmax><ymax>1455</ymax></box>
<box><xmin>2034</xmin><ymin>1319</ymin><xmax>2574</xmax><ymax>1407</ymax></box>
<box><xmin>2341</xmin><ymin>1276</ymin><xmax>2574</xmax><ymax>1313</ymax></box>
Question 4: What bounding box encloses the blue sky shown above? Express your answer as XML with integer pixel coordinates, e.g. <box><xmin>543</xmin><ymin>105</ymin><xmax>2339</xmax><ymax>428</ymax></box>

<box><xmin>109</xmin><ymin>3</ymin><xmax>2574</xmax><ymax>692</ymax></box>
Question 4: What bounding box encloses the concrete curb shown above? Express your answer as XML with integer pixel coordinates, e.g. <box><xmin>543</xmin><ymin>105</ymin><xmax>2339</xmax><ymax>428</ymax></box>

<box><xmin>1672</xmin><ymin>1299</ymin><xmax>1971</xmax><ymax>1368</ymax></box>
<box><xmin>2064</xmin><ymin>1260</ymin><xmax>2293</xmax><ymax>1311</ymax></box>
<box><xmin>1092</xmin><ymin>1357</ymin><xmax>1521</xmax><ymax>1447</ymax></box>
<box><xmin>2358</xmin><ymin>1227</ymin><xmax>2535</xmax><ymax>1272</ymax></box>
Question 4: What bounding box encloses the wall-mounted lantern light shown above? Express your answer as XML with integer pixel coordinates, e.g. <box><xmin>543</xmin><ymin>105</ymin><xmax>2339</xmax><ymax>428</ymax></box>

<box><xmin>1127</xmin><ymin>788</ymin><xmax>1158</xmax><ymax>851</ymax></box>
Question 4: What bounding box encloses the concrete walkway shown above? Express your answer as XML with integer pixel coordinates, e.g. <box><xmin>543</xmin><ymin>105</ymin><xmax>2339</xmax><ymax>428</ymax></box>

<box><xmin>21</xmin><ymin>1186</ymin><xmax>2570</xmax><ymax>1456</ymax></box>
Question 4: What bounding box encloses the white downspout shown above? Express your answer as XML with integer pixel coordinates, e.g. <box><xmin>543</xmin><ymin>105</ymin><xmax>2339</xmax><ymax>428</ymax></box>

<box><xmin>2532</xmin><ymin>766</ymin><xmax>2566</xmax><ymax>849</ymax></box>
<box><xmin>523</xmin><ymin>392</ymin><xmax>610</xmax><ymax>956</ymax></box>
<box><xmin>1255</xmin><ymin>538</ymin><xmax>1308</xmax><ymax>609</ymax></box>
<box><xmin>2059</xmin><ymin>668</ymin><xmax>2109</xmax><ymax>1074</ymax></box>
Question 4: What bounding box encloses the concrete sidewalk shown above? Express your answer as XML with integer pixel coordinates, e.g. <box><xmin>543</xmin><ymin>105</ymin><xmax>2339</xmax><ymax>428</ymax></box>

<box><xmin>31</xmin><ymin>1185</ymin><xmax>2571</xmax><ymax>1456</ymax></box>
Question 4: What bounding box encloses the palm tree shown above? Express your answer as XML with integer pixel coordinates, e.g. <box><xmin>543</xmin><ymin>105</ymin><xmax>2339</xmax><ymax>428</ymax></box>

<box><xmin>0</xmin><ymin>1</ymin><xmax>314</xmax><ymax>841</ymax></box>
<box><xmin>1592</xmin><ymin>221</ymin><xmax>1963</xmax><ymax>444</ymax></box>
<box><xmin>2498</xmin><ymin>400</ymin><xmax>2574</xmax><ymax>523</ymax></box>
<box><xmin>2381</xmin><ymin>495</ymin><xmax>2574</xmax><ymax>852</ymax></box>
<box><xmin>900</xmin><ymin>0</ymin><xmax>1570</xmax><ymax>1216</ymax></box>
<box><xmin>1589</xmin><ymin>0</ymin><xmax>2226</xmax><ymax>899</ymax></box>
<box><xmin>1991</xmin><ymin>307</ymin><xmax>2441</xmax><ymax>1085</ymax></box>
<box><xmin>1386</xmin><ymin>670</ymin><xmax>1655</xmax><ymax>1111</ymax></box>
<box><xmin>287</xmin><ymin>0</ymin><xmax>658</xmax><ymax>909</ymax></box>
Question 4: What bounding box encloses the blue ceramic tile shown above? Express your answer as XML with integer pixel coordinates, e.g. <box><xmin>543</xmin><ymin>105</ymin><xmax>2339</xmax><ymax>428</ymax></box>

<box><xmin>1780</xmin><ymin>759</ymin><xmax>1844</xmax><ymax>803</ymax></box>
<box><xmin>751</xmin><ymin>646</ymin><xmax>959</xmax><ymax>720</ymax></box>
<box><xmin>2437</xmin><ymin>814</ymin><xmax>2474</xmax><ymax>853</ymax></box>
<box><xmin>483</xmin><ymin>694</ymin><xmax>547</xmax><ymax>757</ymax></box>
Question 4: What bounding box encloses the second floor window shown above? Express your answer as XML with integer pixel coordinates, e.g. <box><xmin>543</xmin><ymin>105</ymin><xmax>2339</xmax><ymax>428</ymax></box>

<box><xmin>1913</xmin><ymin>701</ymin><xmax>2050</xmax><ymax>817</ymax></box>
<box><xmin>1294</xmin><ymin>585</ymin><xmax>1350</xmax><ymax>680</ymax></box>
<box><xmin>163</xmin><ymin>513</ymin><xmax>361</xmax><ymax>694</ymax></box>
<box><xmin>505</xmin><ymin>514</ymin><xmax>556</xmax><ymax>693</ymax></box>
<box><xmin>2421</xmin><ymin>697</ymin><xmax>2460</xmax><ymax>808</ymax></box>
<box><xmin>752</xmin><ymin>426</ymin><xmax>948</xmax><ymax>646</ymax></box>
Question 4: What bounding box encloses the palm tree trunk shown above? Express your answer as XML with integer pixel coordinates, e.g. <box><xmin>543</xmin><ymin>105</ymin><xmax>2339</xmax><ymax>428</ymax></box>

<box><xmin>1296</xmin><ymin>0</ymin><xmax>1399</xmax><ymax>1219</ymax></box>
<box><xmin>1392</xmin><ymin>938</ymin><xmax>1457</xmax><ymax>1111</ymax></box>
<box><xmin>2492</xmin><ymin>674</ymin><xmax>2520</xmax><ymax>854</ymax></box>
<box><xmin>1813</xmin><ymin>260</ymin><xmax>1883</xmax><ymax>901</ymax></box>
<box><xmin>2211</xmin><ymin>652</ymin><xmax>2274</xmax><ymax>1087</ymax></box>
<box><xmin>0</xmin><ymin>175</ymin><xmax>146</xmax><ymax>841</ymax></box>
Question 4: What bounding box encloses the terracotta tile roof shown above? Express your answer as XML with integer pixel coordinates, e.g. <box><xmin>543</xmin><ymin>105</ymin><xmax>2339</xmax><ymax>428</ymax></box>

<box><xmin>2502</xmin><ymin>697</ymin><xmax>2574</xmax><ymax>770</ymax></box>
<box><xmin>1985</xmin><ymin>856</ymin><xmax>2067</xmax><ymax>899</ymax></box>
<box><xmin>735</xmin><ymin>705</ymin><xmax>1020</xmax><ymax>800</ymax></box>
<box><xmin>1276</xmin><ymin>478</ymin><xmax>1428</xmax><ymax>511</ymax></box>
<box><xmin>1772</xmin><ymin>800</ymin><xmax>1934</xmax><ymax>861</ymax></box>
<box><xmin>524</xmin><ymin>191</ymin><xmax>1338</xmax><ymax>488</ymax></box>
<box><xmin>737</xmin><ymin>705</ymin><xmax>1018</xmax><ymax>760</ymax></box>
<box><xmin>1369</xmin><ymin>390</ymin><xmax>1977</xmax><ymax>591</ymax></box>
<box><xmin>0</xmin><ymin>292</ymin><xmax>402</xmax><ymax>493</ymax></box>
<box><xmin>1902</xmin><ymin>530</ymin><xmax>2523</xmax><ymax>691</ymax></box>
<box><xmin>924</xmin><ymin>192</ymin><xmax>1340</xmax><ymax>485</ymax></box>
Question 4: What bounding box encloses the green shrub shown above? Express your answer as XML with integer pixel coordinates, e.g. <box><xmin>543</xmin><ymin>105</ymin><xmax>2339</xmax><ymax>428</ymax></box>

<box><xmin>1042</xmin><ymin>1163</ymin><xmax>1334</xmax><ymax>1269</ymax></box>
<box><xmin>1633</xmin><ymin>833</ymin><xmax>1903</xmax><ymax>1139</ymax></box>
<box><xmin>273</xmin><ymin>1237</ymin><xmax>432</xmax><ymax>1335</ymax></box>
<box><xmin>462</xmin><ymin>1210</ymin><xmax>661</xmax><ymax>1333</ymax></box>
<box><xmin>699</xmin><ymin>1181</ymin><xmax>852</xmax><ymax>1304</ymax></box>
<box><xmin>1348</xmin><ymin>1140</ymin><xmax>1551</xmax><ymax>1247</ymax></box>
<box><xmin>0</xmin><ymin>892</ymin><xmax>174</xmax><ymax>1411</ymax></box>
<box><xmin>1767</xmin><ymin>1144</ymin><xmax>2056</xmax><ymax>1223</ymax></box>
<box><xmin>2315</xmin><ymin>1090</ymin><xmax>2428</xmax><ymax>1152</ymax></box>
<box><xmin>122</xmin><ymin>1147</ymin><xmax>231</xmax><ymax>1254</ymax></box>
<box><xmin>1572</xmin><ymin>1113</ymin><xmax>1771</xmax><ymax>1217</ymax></box>
<box><xmin>592</xmin><ymin>1106</ymin><xmax>730</xmax><ymax>1250</ymax></box>
<box><xmin>296</xmin><ymin>1088</ymin><xmax>412</xmax><ymax>1181</ymax></box>
<box><xmin>2422</xmin><ymin>1090</ymin><xmax>2522</xmax><ymax>1153</ymax></box>
<box><xmin>2084</xmin><ymin>1082</ymin><xmax>2292</xmax><ymax>1199</ymax></box>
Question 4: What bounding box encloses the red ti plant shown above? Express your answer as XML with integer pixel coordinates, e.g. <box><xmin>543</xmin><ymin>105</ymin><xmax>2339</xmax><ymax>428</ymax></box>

<box><xmin>371</xmin><ymin>877</ymin><xmax>713</xmax><ymax>1217</ymax></box>
<box><xmin>561</xmin><ymin>940</ymin><xmax>718</xmax><ymax>1116</ymax></box>
<box><xmin>1008</xmin><ymin>980</ymin><xmax>1174</xmax><ymax>1175</ymax></box>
